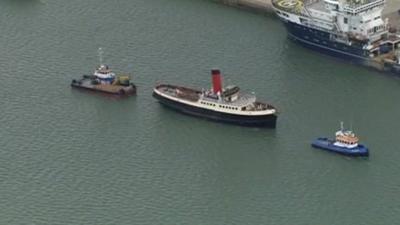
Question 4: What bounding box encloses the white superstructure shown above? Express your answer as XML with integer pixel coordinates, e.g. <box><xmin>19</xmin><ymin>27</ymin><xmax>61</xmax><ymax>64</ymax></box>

<box><xmin>273</xmin><ymin>0</ymin><xmax>390</xmax><ymax>44</ymax></box>
<box><xmin>153</xmin><ymin>85</ymin><xmax>277</xmax><ymax>116</ymax></box>
<box><xmin>333</xmin><ymin>122</ymin><xmax>359</xmax><ymax>148</ymax></box>
<box><xmin>93</xmin><ymin>64</ymin><xmax>116</xmax><ymax>84</ymax></box>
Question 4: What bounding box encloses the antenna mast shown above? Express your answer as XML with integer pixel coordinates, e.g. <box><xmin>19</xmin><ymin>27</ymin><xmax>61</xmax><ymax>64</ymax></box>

<box><xmin>98</xmin><ymin>47</ymin><xmax>104</xmax><ymax>65</ymax></box>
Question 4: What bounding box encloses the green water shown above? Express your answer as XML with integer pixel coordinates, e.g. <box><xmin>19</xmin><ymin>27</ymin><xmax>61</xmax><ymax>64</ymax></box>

<box><xmin>1</xmin><ymin>0</ymin><xmax>400</xmax><ymax>224</ymax></box>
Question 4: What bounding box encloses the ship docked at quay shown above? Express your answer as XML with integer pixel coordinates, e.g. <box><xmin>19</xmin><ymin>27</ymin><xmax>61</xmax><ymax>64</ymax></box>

<box><xmin>152</xmin><ymin>69</ymin><xmax>278</xmax><ymax>127</ymax></box>
<box><xmin>272</xmin><ymin>0</ymin><xmax>400</xmax><ymax>74</ymax></box>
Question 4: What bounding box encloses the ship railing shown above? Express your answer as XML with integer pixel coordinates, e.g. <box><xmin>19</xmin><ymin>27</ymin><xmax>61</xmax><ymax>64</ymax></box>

<box><xmin>242</xmin><ymin>106</ymin><xmax>260</xmax><ymax>112</ymax></box>
<box><xmin>302</xmin><ymin>3</ymin><xmax>314</xmax><ymax>20</ymax></box>
<box><xmin>301</xmin><ymin>4</ymin><xmax>336</xmax><ymax>32</ymax></box>
<box><xmin>303</xmin><ymin>0</ymin><xmax>320</xmax><ymax>7</ymax></box>
<box><xmin>300</xmin><ymin>20</ymin><xmax>334</xmax><ymax>33</ymax></box>
<box><xmin>342</xmin><ymin>0</ymin><xmax>385</xmax><ymax>15</ymax></box>
<box><xmin>242</xmin><ymin>102</ymin><xmax>273</xmax><ymax>112</ymax></box>
<box><xmin>255</xmin><ymin>102</ymin><xmax>268</xmax><ymax>110</ymax></box>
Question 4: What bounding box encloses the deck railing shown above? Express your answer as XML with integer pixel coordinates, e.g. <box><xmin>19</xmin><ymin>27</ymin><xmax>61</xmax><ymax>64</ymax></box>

<box><xmin>342</xmin><ymin>0</ymin><xmax>385</xmax><ymax>14</ymax></box>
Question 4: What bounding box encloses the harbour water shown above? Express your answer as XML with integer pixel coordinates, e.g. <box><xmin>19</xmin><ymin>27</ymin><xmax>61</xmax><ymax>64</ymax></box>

<box><xmin>1</xmin><ymin>0</ymin><xmax>400</xmax><ymax>224</ymax></box>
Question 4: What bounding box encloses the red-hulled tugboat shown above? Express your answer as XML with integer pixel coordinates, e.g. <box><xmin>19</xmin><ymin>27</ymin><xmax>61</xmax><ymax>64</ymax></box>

<box><xmin>152</xmin><ymin>69</ymin><xmax>278</xmax><ymax>127</ymax></box>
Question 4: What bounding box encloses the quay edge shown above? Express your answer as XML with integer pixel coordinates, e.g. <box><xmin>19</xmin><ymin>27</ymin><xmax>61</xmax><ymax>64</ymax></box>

<box><xmin>210</xmin><ymin>0</ymin><xmax>274</xmax><ymax>13</ymax></box>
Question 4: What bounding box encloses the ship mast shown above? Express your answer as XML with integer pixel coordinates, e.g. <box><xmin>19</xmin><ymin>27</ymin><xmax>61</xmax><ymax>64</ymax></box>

<box><xmin>98</xmin><ymin>47</ymin><xmax>104</xmax><ymax>65</ymax></box>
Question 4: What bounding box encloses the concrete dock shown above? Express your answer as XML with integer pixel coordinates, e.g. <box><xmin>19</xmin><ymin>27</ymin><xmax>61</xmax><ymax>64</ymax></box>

<box><xmin>216</xmin><ymin>0</ymin><xmax>274</xmax><ymax>13</ymax></box>
<box><xmin>215</xmin><ymin>0</ymin><xmax>400</xmax><ymax>27</ymax></box>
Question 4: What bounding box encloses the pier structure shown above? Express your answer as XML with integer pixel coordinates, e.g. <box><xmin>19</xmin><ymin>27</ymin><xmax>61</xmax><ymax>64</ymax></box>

<box><xmin>216</xmin><ymin>0</ymin><xmax>274</xmax><ymax>12</ymax></box>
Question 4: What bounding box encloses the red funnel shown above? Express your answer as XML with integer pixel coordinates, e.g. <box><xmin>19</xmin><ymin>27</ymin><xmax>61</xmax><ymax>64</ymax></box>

<box><xmin>211</xmin><ymin>69</ymin><xmax>222</xmax><ymax>94</ymax></box>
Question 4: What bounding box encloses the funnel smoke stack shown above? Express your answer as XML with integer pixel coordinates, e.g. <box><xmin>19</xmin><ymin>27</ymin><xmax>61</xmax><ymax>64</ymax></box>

<box><xmin>211</xmin><ymin>69</ymin><xmax>222</xmax><ymax>94</ymax></box>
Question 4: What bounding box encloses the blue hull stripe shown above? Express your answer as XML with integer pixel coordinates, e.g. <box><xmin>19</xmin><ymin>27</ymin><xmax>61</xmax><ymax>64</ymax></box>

<box><xmin>311</xmin><ymin>138</ymin><xmax>369</xmax><ymax>157</ymax></box>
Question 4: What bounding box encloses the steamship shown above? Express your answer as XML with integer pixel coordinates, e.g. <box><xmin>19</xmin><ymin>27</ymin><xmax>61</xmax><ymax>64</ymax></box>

<box><xmin>272</xmin><ymin>0</ymin><xmax>400</xmax><ymax>74</ymax></box>
<box><xmin>152</xmin><ymin>69</ymin><xmax>278</xmax><ymax>127</ymax></box>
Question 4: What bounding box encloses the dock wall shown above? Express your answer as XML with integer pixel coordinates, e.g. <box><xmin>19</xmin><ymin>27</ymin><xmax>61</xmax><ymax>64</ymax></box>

<box><xmin>214</xmin><ymin>0</ymin><xmax>273</xmax><ymax>13</ymax></box>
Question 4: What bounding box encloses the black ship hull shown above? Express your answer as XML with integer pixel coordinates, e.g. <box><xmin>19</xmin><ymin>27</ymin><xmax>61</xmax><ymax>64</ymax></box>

<box><xmin>280</xmin><ymin>20</ymin><xmax>400</xmax><ymax>75</ymax></box>
<box><xmin>153</xmin><ymin>91</ymin><xmax>277</xmax><ymax>128</ymax></box>
<box><xmin>71</xmin><ymin>77</ymin><xmax>136</xmax><ymax>96</ymax></box>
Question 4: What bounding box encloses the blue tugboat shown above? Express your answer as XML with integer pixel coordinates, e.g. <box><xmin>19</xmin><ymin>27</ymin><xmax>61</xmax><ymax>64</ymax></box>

<box><xmin>311</xmin><ymin>122</ymin><xmax>369</xmax><ymax>157</ymax></box>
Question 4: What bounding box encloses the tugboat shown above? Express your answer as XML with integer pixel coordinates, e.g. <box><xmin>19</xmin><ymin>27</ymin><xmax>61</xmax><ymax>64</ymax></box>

<box><xmin>311</xmin><ymin>122</ymin><xmax>369</xmax><ymax>157</ymax></box>
<box><xmin>152</xmin><ymin>69</ymin><xmax>278</xmax><ymax>127</ymax></box>
<box><xmin>71</xmin><ymin>48</ymin><xmax>136</xmax><ymax>95</ymax></box>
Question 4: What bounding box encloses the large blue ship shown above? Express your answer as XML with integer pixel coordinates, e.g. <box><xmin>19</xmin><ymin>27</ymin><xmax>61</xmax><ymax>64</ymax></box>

<box><xmin>272</xmin><ymin>0</ymin><xmax>400</xmax><ymax>74</ymax></box>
